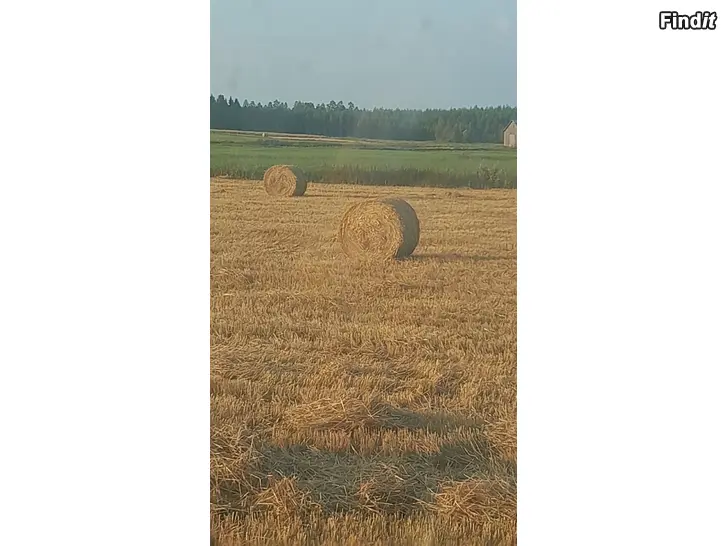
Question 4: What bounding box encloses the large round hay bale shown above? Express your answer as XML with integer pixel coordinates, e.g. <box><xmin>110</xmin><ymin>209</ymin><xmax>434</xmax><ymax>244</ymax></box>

<box><xmin>339</xmin><ymin>198</ymin><xmax>420</xmax><ymax>260</ymax></box>
<box><xmin>263</xmin><ymin>165</ymin><xmax>307</xmax><ymax>197</ymax></box>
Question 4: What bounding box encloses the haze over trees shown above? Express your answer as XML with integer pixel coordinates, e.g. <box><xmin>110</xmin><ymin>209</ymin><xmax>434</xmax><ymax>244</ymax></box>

<box><xmin>210</xmin><ymin>95</ymin><xmax>517</xmax><ymax>144</ymax></box>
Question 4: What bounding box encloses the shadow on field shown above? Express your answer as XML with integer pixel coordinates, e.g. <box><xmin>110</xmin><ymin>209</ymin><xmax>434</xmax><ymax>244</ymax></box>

<box><xmin>296</xmin><ymin>194</ymin><xmax>349</xmax><ymax>200</ymax></box>
<box><xmin>408</xmin><ymin>253</ymin><xmax>497</xmax><ymax>263</ymax></box>
<box><xmin>211</xmin><ymin>402</ymin><xmax>517</xmax><ymax>520</ymax></box>
<box><xmin>305</xmin><ymin>192</ymin><xmax>380</xmax><ymax>200</ymax></box>
<box><xmin>376</xmin><ymin>404</ymin><xmax>485</xmax><ymax>432</ymax></box>
<box><xmin>253</xmin><ymin>436</ymin><xmax>515</xmax><ymax>516</ymax></box>
<box><xmin>282</xmin><ymin>397</ymin><xmax>486</xmax><ymax>435</ymax></box>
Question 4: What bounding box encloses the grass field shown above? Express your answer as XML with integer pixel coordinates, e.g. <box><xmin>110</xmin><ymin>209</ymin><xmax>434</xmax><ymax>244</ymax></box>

<box><xmin>211</xmin><ymin>131</ymin><xmax>517</xmax><ymax>189</ymax></box>
<box><xmin>210</xmin><ymin>177</ymin><xmax>517</xmax><ymax>545</ymax></box>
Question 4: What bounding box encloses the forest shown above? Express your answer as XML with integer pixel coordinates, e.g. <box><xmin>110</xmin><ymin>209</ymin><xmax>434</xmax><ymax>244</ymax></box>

<box><xmin>210</xmin><ymin>95</ymin><xmax>516</xmax><ymax>144</ymax></box>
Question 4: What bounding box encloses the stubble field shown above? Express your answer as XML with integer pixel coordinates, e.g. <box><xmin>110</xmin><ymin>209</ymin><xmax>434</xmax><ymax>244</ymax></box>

<box><xmin>210</xmin><ymin>177</ymin><xmax>517</xmax><ymax>545</ymax></box>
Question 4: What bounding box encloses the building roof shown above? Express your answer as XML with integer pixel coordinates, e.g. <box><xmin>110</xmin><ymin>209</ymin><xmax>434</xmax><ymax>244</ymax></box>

<box><xmin>503</xmin><ymin>120</ymin><xmax>517</xmax><ymax>132</ymax></box>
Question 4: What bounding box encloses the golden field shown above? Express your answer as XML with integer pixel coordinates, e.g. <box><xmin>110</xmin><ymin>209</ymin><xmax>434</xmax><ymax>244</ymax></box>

<box><xmin>210</xmin><ymin>177</ymin><xmax>517</xmax><ymax>545</ymax></box>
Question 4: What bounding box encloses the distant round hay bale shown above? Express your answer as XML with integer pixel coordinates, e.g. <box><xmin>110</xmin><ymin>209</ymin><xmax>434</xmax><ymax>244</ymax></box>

<box><xmin>263</xmin><ymin>165</ymin><xmax>307</xmax><ymax>197</ymax></box>
<box><xmin>339</xmin><ymin>198</ymin><xmax>420</xmax><ymax>260</ymax></box>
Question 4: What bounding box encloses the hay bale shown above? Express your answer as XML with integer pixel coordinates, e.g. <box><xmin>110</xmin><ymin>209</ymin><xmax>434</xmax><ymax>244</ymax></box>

<box><xmin>263</xmin><ymin>165</ymin><xmax>307</xmax><ymax>197</ymax></box>
<box><xmin>339</xmin><ymin>198</ymin><xmax>420</xmax><ymax>260</ymax></box>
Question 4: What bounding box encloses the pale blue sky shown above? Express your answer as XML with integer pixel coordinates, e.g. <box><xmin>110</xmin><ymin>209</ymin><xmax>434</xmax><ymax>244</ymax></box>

<box><xmin>210</xmin><ymin>0</ymin><xmax>516</xmax><ymax>109</ymax></box>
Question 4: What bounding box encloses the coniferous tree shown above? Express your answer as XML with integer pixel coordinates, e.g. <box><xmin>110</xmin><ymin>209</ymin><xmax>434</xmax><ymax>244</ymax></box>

<box><xmin>209</xmin><ymin>94</ymin><xmax>515</xmax><ymax>143</ymax></box>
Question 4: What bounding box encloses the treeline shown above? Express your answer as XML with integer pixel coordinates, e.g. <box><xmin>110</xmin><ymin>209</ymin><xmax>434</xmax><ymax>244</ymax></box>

<box><xmin>210</xmin><ymin>95</ymin><xmax>516</xmax><ymax>144</ymax></box>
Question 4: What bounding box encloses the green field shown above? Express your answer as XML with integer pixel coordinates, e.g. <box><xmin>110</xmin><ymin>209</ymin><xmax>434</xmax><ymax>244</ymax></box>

<box><xmin>210</xmin><ymin>130</ymin><xmax>517</xmax><ymax>189</ymax></box>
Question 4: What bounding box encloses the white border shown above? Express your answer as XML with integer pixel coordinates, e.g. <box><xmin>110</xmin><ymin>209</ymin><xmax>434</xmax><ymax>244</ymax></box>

<box><xmin>1</xmin><ymin>0</ymin><xmax>727</xmax><ymax>544</ymax></box>
<box><xmin>0</xmin><ymin>1</ymin><xmax>209</xmax><ymax>544</ymax></box>
<box><xmin>519</xmin><ymin>1</ymin><xmax>728</xmax><ymax>543</ymax></box>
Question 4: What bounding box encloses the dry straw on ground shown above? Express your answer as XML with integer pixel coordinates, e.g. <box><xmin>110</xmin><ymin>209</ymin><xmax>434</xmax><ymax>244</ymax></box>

<box><xmin>338</xmin><ymin>198</ymin><xmax>420</xmax><ymax>260</ymax></box>
<box><xmin>357</xmin><ymin>463</ymin><xmax>423</xmax><ymax>515</ymax></box>
<box><xmin>210</xmin><ymin>179</ymin><xmax>516</xmax><ymax>545</ymax></box>
<box><xmin>263</xmin><ymin>165</ymin><xmax>308</xmax><ymax>197</ymax></box>
<box><xmin>252</xmin><ymin>475</ymin><xmax>322</xmax><ymax>518</ymax></box>
<box><xmin>285</xmin><ymin>397</ymin><xmax>385</xmax><ymax>432</ymax></box>
<box><xmin>428</xmin><ymin>478</ymin><xmax>517</xmax><ymax>523</ymax></box>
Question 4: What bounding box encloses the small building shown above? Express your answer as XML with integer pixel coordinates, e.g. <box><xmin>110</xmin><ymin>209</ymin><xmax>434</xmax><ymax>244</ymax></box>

<box><xmin>503</xmin><ymin>121</ymin><xmax>517</xmax><ymax>148</ymax></box>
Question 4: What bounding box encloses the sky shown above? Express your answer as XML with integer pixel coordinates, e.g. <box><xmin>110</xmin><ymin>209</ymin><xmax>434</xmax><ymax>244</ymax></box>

<box><xmin>210</xmin><ymin>0</ymin><xmax>516</xmax><ymax>110</ymax></box>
